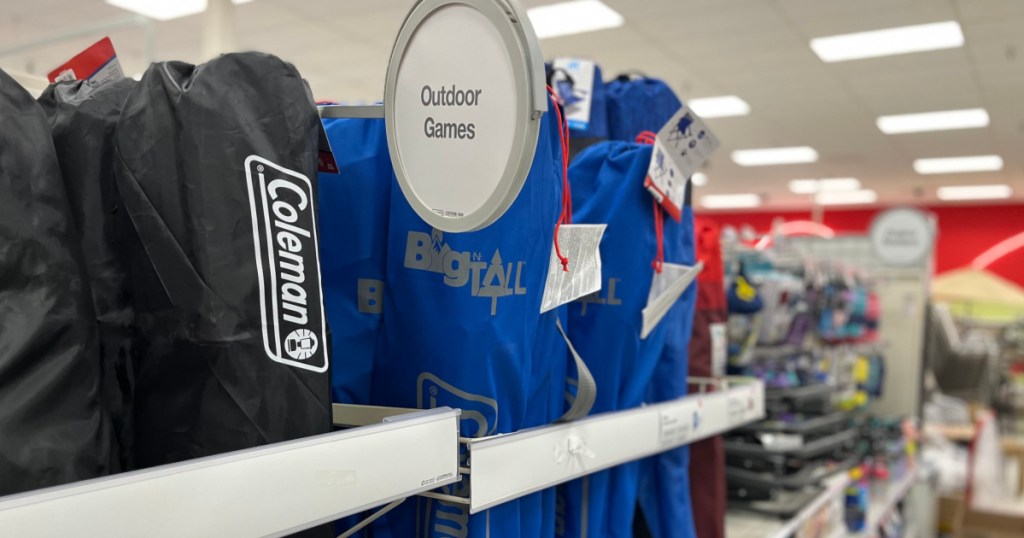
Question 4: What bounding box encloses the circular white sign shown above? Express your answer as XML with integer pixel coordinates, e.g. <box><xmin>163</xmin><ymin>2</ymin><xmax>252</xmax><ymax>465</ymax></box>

<box><xmin>869</xmin><ymin>208</ymin><xmax>934</xmax><ymax>266</ymax></box>
<box><xmin>385</xmin><ymin>0</ymin><xmax>546</xmax><ymax>232</ymax></box>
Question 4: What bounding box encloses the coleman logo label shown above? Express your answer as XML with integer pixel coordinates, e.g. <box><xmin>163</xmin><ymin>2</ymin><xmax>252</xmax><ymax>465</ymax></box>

<box><xmin>245</xmin><ymin>155</ymin><xmax>329</xmax><ymax>373</ymax></box>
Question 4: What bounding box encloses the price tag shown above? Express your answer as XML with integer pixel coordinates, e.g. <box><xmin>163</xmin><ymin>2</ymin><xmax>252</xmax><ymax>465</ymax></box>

<box><xmin>658</xmin><ymin>400</ymin><xmax>700</xmax><ymax>447</ymax></box>
<box><xmin>47</xmin><ymin>37</ymin><xmax>124</xmax><ymax>86</ymax></box>
<box><xmin>550</xmin><ymin>58</ymin><xmax>596</xmax><ymax>131</ymax></box>
<box><xmin>645</xmin><ymin>105</ymin><xmax>719</xmax><ymax>221</ymax></box>
<box><xmin>540</xmin><ymin>224</ymin><xmax>606</xmax><ymax>313</ymax></box>
<box><xmin>641</xmin><ymin>261</ymin><xmax>702</xmax><ymax>339</ymax></box>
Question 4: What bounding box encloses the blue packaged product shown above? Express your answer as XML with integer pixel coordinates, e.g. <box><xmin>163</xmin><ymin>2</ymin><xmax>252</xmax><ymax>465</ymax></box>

<box><xmin>370</xmin><ymin>96</ymin><xmax>569</xmax><ymax>538</ymax></box>
<box><xmin>319</xmin><ymin>116</ymin><xmax>391</xmax><ymax>405</ymax></box>
<box><xmin>557</xmin><ymin>140</ymin><xmax>678</xmax><ymax>538</ymax></box>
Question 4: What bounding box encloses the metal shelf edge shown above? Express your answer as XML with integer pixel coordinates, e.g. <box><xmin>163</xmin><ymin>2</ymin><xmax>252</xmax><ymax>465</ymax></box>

<box><xmin>0</xmin><ymin>408</ymin><xmax>461</xmax><ymax>538</ymax></box>
<box><xmin>466</xmin><ymin>378</ymin><xmax>765</xmax><ymax>513</ymax></box>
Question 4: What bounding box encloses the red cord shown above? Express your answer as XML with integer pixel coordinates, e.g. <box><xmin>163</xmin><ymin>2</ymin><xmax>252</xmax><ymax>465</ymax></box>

<box><xmin>652</xmin><ymin>200</ymin><xmax>665</xmax><ymax>273</ymax></box>
<box><xmin>635</xmin><ymin>130</ymin><xmax>657</xmax><ymax>145</ymax></box>
<box><xmin>636</xmin><ymin>131</ymin><xmax>664</xmax><ymax>273</ymax></box>
<box><xmin>547</xmin><ymin>84</ymin><xmax>572</xmax><ymax>271</ymax></box>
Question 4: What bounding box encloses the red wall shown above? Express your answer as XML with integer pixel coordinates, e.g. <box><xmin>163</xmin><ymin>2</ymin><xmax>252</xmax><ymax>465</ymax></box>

<box><xmin>700</xmin><ymin>204</ymin><xmax>1024</xmax><ymax>286</ymax></box>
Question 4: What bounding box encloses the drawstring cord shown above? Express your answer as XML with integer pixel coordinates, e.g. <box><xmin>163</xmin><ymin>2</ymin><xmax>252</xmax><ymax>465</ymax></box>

<box><xmin>636</xmin><ymin>131</ymin><xmax>664</xmax><ymax>273</ymax></box>
<box><xmin>547</xmin><ymin>85</ymin><xmax>573</xmax><ymax>271</ymax></box>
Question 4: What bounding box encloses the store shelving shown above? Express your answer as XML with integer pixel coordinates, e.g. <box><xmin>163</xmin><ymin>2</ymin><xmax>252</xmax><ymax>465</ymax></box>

<box><xmin>0</xmin><ymin>408</ymin><xmax>462</xmax><ymax>538</ymax></box>
<box><xmin>725</xmin><ymin>428</ymin><xmax>858</xmax><ymax>461</ymax></box>
<box><xmin>466</xmin><ymin>376</ymin><xmax>765</xmax><ymax>512</ymax></box>
<box><xmin>726</xmin><ymin>473</ymin><xmax>849</xmax><ymax>538</ymax></box>
<box><xmin>849</xmin><ymin>465</ymin><xmax>921</xmax><ymax>538</ymax></box>
<box><xmin>0</xmin><ymin>378</ymin><xmax>765</xmax><ymax>534</ymax></box>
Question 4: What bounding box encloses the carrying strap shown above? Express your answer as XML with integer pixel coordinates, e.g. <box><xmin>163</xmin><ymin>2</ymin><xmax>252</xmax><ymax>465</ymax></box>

<box><xmin>555</xmin><ymin>316</ymin><xmax>597</xmax><ymax>422</ymax></box>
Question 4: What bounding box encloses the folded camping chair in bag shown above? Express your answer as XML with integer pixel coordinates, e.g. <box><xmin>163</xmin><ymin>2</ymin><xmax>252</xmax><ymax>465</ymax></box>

<box><xmin>0</xmin><ymin>68</ymin><xmax>112</xmax><ymax>496</ymax></box>
<box><xmin>38</xmin><ymin>77</ymin><xmax>138</xmax><ymax>472</ymax></box>
<box><xmin>636</xmin><ymin>183</ymin><xmax>699</xmax><ymax>538</ymax></box>
<box><xmin>604</xmin><ymin>75</ymin><xmax>682</xmax><ymax>143</ymax></box>
<box><xmin>556</xmin><ymin>140</ymin><xmax>677</xmax><ymax>538</ymax></box>
<box><xmin>319</xmin><ymin>115</ymin><xmax>391</xmax><ymax>406</ymax></box>
<box><xmin>369</xmin><ymin>95</ymin><xmax>571</xmax><ymax>538</ymax></box>
<box><xmin>113</xmin><ymin>54</ymin><xmax>333</xmax><ymax>483</ymax></box>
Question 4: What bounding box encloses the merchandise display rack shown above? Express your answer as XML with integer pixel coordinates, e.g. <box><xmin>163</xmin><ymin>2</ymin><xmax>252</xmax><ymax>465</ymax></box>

<box><xmin>0</xmin><ymin>378</ymin><xmax>764</xmax><ymax>536</ymax></box>
<box><xmin>847</xmin><ymin>465</ymin><xmax>921</xmax><ymax>538</ymax></box>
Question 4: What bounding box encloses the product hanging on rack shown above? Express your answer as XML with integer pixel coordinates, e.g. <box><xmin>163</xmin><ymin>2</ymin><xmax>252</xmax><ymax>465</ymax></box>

<box><xmin>319</xmin><ymin>114</ymin><xmax>392</xmax><ymax>406</ymax></box>
<box><xmin>556</xmin><ymin>139</ymin><xmax>676</xmax><ymax>538</ymax></box>
<box><xmin>38</xmin><ymin>77</ymin><xmax>139</xmax><ymax>472</ymax></box>
<box><xmin>637</xmin><ymin>183</ymin><xmax>699</xmax><ymax>538</ymax></box>
<box><xmin>720</xmin><ymin>237</ymin><xmax>887</xmax><ymax>521</ymax></box>
<box><xmin>605</xmin><ymin>75</ymin><xmax>681</xmax><ymax>143</ymax></box>
<box><xmin>113</xmin><ymin>53</ymin><xmax>333</xmax><ymax>471</ymax></box>
<box><xmin>547</xmin><ymin>58</ymin><xmax>609</xmax><ymax>158</ymax></box>
<box><xmin>0</xmin><ymin>68</ymin><xmax>113</xmax><ymax>497</ymax></box>
<box><xmin>369</xmin><ymin>93</ymin><xmax>570</xmax><ymax>538</ymax></box>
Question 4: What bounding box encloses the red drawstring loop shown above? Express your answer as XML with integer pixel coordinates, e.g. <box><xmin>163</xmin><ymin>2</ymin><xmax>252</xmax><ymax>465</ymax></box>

<box><xmin>635</xmin><ymin>130</ymin><xmax>657</xmax><ymax>145</ymax></box>
<box><xmin>652</xmin><ymin>200</ymin><xmax>665</xmax><ymax>273</ymax></box>
<box><xmin>547</xmin><ymin>84</ymin><xmax>573</xmax><ymax>272</ymax></box>
<box><xmin>636</xmin><ymin>131</ymin><xmax>664</xmax><ymax>273</ymax></box>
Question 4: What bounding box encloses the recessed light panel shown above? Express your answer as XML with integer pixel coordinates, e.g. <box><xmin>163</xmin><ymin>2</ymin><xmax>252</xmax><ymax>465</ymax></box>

<box><xmin>687</xmin><ymin>95</ymin><xmax>750</xmax><ymax>118</ymax></box>
<box><xmin>913</xmin><ymin>155</ymin><xmax>1003</xmax><ymax>175</ymax></box>
<box><xmin>877</xmin><ymin>108</ymin><xmax>989</xmax><ymax>134</ymax></box>
<box><xmin>731</xmin><ymin>146</ymin><xmax>818</xmax><ymax>167</ymax></box>
<box><xmin>937</xmin><ymin>184</ymin><xmax>1012</xmax><ymax>201</ymax></box>
<box><xmin>701</xmin><ymin>194</ymin><xmax>761</xmax><ymax>209</ymax></box>
<box><xmin>815</xmin><ymin>189</ymin><xmax>878</xmax><ymax>206</ymax></box>
<box><xmin>810</xmin><ymin>21</ymin><xmax>964</xmax><ymax>62</ymax></box>
<box><xmin>527</xmin><ymin>0</ymin><xmax>624</xmax><ymax>39</ymax></box>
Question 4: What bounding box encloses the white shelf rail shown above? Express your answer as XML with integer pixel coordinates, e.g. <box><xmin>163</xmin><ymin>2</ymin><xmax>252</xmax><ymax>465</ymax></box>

<box><xmin>467</xmin><ymin>376</ymin><xmax>765</xmax><ymax>513</ymax></box>
<box><xmin>0</xmin><ymin>408</ymin><xmax>461</xmax><ymax>538</ymax></box>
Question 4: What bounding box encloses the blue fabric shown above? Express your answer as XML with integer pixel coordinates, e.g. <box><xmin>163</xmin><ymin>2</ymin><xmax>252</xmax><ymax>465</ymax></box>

<box><xmin>370</xmin><ymin>97</ymin><xmax>568</xmax><ymax>538</ymax></box>
<box><xmin>319</xmin><ymin>117</ymin><xmax>391</xmax><ymax>405</ymax></box>
<box><xmin>556</xmin><ymin>141</ymin><xmax>670</xmax><ymax>538</ymax></box>
<box><xmin>637</xmin><ymin>200</ymin><xmax>698</xmax><ymax>538</ymax></box>
<box><xmin>605</xmin><ymin>77</ymin><xmax>681</xmax><ymax>142</ymax></box>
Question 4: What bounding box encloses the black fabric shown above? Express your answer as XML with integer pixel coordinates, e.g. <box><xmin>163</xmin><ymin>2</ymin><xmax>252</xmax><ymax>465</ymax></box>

<box><xmin>0</xmin><ymin>68</ymin><xmax>111</xmax><ymax>495</ymax></box>
<box><xmin>113</xmin><ymin>53</ymin><xmax>332</xmax><ymax>473</ymax></box>
<box><xmin>38</xmin><ymin>78</ymin><xmax>138</xmax><ymax>471</ymax></box>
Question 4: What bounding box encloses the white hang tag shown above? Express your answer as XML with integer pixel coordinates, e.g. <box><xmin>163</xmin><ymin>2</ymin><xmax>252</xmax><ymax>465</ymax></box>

<box><xmin>641</xmin><ymin>261</ymin><xmax>704</xmax><ymax>339</ymax></box>
<box><xmin>551</xmin><ymin>58</ymin><xmax>596</xmax><ymax>131</ymax></box>
<box><xmin>540</xmin><ymin>224</ymin><xmax>607</xmax><ymax>313</ymax></box>
<box><xmin>645</xmin><ymin>105</ymin><xmax>720</xmax><ymax>222</ymax></box>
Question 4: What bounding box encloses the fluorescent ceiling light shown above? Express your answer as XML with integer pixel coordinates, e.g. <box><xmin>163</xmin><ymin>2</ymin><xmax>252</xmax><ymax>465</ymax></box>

<box><xmin>810</xmin><ymin>21</ymin><xmax>964</xmax><ymax>62</ymax></box>
<box><xmin>688</xmin><ymin>95</ymin><xmax>750</xmax><ymax>118</ymax></box>
<box><xmin>913</xmin><ymin>155</ymin><xmax>1003</xmax><ymax>175</ymax></box>
<box><xmin>937</xmin><ymin>184</ymin><xmax>1012</xmax><ymax>201</ymax></box>
<box><xmin>877</xmin><ymin>108</ymin><xmax>989</xmax><ymax>134</ymax></box>
<box><xmin>701</xmin><ymin>194</ymin><xmax>761</xmax><ymax>209</ymax></box>
<box><xmin>527</xmin><ymin>0</ymin><xmax>624</xmax><ymax>39</ymax></box>
<box><xmin>788</xmin><ymin>179</ymin><xmax>818</xmax><ymax>194</ymax></box>
<box><xmin>789</xmin><ymin>178</ymin><xmax>861</xmax><ymax>194</ymax></box>
<box><xmin>815</xmin><ymin>189</ymin><xmax>878</xmax><ymax>206</ymax></box>
<box><xmin>106</xmin><ymin>0</ymin><xmax>251</xmax><ymax>20</ymax></box>
<box><xmin>731</xmin><ymin>146</ymin><xmax>818</xmax><ymax>166</ymax></box>
<box><xmin>691</xmin><ymin>172</ymin><xmax>708</xmax><ymax>186</ymax></box>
